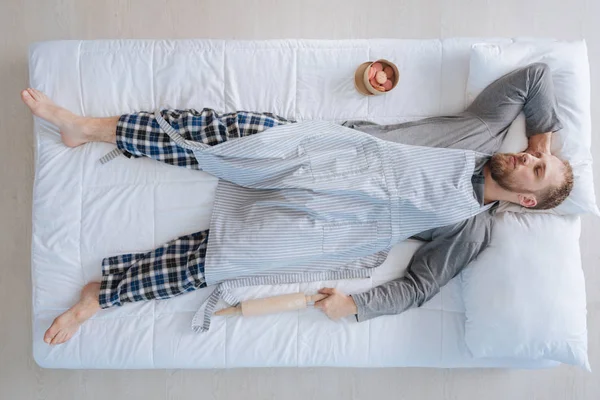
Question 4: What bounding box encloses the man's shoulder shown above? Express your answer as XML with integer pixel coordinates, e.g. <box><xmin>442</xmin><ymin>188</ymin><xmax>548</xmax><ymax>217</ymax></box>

<box><xmin>436</xmin><ymin>210</ymin><xmax>495</xmax><ymax>243</ymax></box>
<box><xmin>413</xmin><ymin>208</ymin><xmax>496</xmax><ymax>243</ymax></box>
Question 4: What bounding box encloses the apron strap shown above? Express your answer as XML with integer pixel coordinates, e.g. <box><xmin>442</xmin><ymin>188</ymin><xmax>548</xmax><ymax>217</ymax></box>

<box><xmin>191</xmin><ymin>284</ymin><xmax>241</xmax><ymax>333</ymax></box>
<box><xmin>98</xmin><ymin>148</ymin><xmax>125</xmax><ymax>164</ymax></box>
<box><xmin>154</xmin><ymin>111</ymin><xmax>211</xmax><ymax>151</ymax></box>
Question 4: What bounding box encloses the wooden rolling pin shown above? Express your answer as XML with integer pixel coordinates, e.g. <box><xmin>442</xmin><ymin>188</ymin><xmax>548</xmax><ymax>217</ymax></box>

<box><xmin>214</xmin><ymin>292</ymin><xmax>328</xmax><ymax>317</ymax></box>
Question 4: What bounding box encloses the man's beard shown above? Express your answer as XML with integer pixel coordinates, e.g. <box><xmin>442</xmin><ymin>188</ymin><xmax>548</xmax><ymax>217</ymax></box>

<box><xmin>489</xmin><ymin>153</ymin><xmax>525</xmax><ymax>192</ymax></box>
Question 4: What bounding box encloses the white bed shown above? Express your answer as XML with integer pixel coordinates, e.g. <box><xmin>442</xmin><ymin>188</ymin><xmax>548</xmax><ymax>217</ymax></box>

<box><xmin>30</xmin><ymin>38</ymin><xmax>574</xmax><ymax>369</ymax></box>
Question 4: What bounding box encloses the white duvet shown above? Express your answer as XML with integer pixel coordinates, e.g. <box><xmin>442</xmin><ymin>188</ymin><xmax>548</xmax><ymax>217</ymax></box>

<box><xmin>30</xmin><ymin>38</ymin><xmax>570</xmax><ymax>369</ymax></box>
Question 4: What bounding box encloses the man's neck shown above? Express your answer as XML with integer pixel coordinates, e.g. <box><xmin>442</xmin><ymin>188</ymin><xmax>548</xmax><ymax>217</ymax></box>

<box><xmin>483</xmin><ymin>163</ymin><xmax>515</xmax><ymax>205</ymax></box>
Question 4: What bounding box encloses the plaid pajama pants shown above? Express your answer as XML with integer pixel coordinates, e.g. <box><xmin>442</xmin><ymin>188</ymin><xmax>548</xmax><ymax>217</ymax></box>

<box><xmin>99</xmin><ymin>108</ymin><xmax>296</xmax><ymax>309</ymax></box>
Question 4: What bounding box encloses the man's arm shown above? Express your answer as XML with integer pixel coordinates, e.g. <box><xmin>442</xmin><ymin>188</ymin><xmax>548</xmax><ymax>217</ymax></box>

<box><xmin>349</xmin><ymin>213</ymin><xmax>494</xmax><ymax>322</ymax></box>
<box><xmin>526</xmin><ymin>131</ymin><xmax>552</xmax><ymax>155</ymax></box>
<box><xmin>467</xmin><ymin>62</ymin><xmax>563</xmax><ymax>141</ymax></box>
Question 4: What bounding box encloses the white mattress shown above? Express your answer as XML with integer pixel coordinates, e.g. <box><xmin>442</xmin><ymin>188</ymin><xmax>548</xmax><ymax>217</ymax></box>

<box><xmin>30</xmin><ymin>38</ymin><xmax>560</xmax><ymax>369</ymax></box>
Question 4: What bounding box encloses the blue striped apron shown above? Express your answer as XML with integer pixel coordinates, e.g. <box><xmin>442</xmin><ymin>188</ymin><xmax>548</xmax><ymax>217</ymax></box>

<box><xmin>155</xmin><ymin>114</ymin><xmax>493</xmax><ymax>332</ymax></box>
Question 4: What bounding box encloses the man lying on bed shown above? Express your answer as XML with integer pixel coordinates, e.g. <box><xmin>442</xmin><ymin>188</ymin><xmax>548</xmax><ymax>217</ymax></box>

<box><xmin>22</xmin><ymin>62</ymin><xmax>573</xmax><ymax>345</ymax></box>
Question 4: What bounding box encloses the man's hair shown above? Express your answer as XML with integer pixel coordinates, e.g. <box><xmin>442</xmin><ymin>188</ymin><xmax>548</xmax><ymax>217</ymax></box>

<box><xmin>532</xmin><ymin>159</ymin><xmax>574</xmax><ymax>210</ymax></box>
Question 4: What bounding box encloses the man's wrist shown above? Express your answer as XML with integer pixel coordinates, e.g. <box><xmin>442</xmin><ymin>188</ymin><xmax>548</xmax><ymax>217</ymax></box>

<box><xmin>528</xmin><ymin>132</ymin><xmax>552</xmax><ymax>154</ymax></box>
<box><xmin>347</xmin><ymin>295</ymin><xmax>358</xmax><ymax>315</ymax></box>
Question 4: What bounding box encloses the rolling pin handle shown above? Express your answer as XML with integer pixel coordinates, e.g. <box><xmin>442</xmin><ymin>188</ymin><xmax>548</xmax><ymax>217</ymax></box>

<box><xmin>214</xmin><ymin>305</ymin><xmax>242</xmax><ymax>316</ymax></box>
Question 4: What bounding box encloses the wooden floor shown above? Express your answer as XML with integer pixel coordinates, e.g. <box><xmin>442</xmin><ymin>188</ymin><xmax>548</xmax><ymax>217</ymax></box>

<box><xmin>0</xmin><ymin>1</ymin><xmax>598</xmax><ymax>399</ymax></box>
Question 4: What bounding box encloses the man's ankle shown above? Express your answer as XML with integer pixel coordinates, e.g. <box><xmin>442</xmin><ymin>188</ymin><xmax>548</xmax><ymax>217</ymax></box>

<box><xmin>83</xmin><ymin>117</ymin><xmax>118</xmax><ymax>144</ymax></box>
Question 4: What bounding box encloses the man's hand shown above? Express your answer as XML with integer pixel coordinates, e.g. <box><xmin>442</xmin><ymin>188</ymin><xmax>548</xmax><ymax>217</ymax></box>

<box><xmin>314</xmin><ymin>288</ymin><xmax>358</xmax><ymax>320</ymax></box>
<box><xmin>526</xmin><ymin>132</ymin><xmax>552</xmax><ymax>156</ymax></box>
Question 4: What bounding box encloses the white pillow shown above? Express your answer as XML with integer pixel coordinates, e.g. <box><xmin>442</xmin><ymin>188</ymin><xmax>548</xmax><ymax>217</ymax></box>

<box><xmin>460</xmin><ymin>211</ymin><xmax>590</xmax><ymax>371</ymax></box>
<box><xmin>466</xmin><ymin>40</ymin><xmax>599</xmax><ymax>216</ymax></box>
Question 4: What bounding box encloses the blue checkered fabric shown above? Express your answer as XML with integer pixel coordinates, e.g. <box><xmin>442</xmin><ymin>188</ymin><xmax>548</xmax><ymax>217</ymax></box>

<box><xmin>116</xmin><ymin>108</ymin><xmax>296</xmax><ymax>169</ymax></box>
<box><xmin>100</xmin><ymin>108</ymin><xmax>294</xmax><ymax>308</ymax></box>
<box><xmin>99</xmin><ymin>230</ymin><xmax>210</xmax><ymax>308</ymax></box>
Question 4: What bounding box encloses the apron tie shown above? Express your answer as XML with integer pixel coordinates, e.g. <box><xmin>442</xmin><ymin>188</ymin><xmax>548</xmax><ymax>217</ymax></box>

<box><xmin>99</xmin><ymin>148</ymin><xmax>124</xmax><ymax>164</ymax></box>
<box><xmin>191</xmin><ymin>284</ymin><xmax>242</xmax><ymax>333</ymax></box>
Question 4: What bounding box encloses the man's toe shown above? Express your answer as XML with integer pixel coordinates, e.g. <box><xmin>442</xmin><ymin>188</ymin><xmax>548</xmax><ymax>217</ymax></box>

<box><xmin>43</xmin><ymin>334</ymin><xmax>51</xmax><ymax>344</ymax></box>
<box><xmin>49</xmin><ymin>331</ymin><xmax>64</xmax><ymax>345</ymax></box>
<box><xmin>54</xmin><ymin>332</ymin><xmax>65</xmax><ymax>344</ymax></box>
<box><xmin>21</xmin><ymin>89</ymin><xmax>32</xmax><ymax>102</ymax></box>
<box><xmin>44</xmin><ymin>321</ymin><xmax>60</xmax><ymax>344</ymax></box>
<box><xmin>27</xmin><ymin>88</ymin><xmax>38</xmax><ymax>100</ymax></box>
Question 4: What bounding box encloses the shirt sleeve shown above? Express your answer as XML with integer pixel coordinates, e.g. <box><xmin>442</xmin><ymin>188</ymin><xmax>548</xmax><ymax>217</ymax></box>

<box><xmin>466</xmin><ymin>62</ymin><xmax>563</xmax><ymax>140</ymax></box>
<box><xmin>350</xmin><ymin>212</ymin><xmax>494</xmax><ymax>322</ymax></box>
<box><xmin>521</xmin><ymin>63</ymin><xmax>564</xmax><ymax>137</ymax></box>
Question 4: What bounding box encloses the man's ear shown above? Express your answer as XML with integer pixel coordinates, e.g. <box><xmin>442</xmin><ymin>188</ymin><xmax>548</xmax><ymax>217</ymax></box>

<box><xmin>518</xmin><ymin>193</ymin><xmax>537</xmax><ymax>208</ymax></box>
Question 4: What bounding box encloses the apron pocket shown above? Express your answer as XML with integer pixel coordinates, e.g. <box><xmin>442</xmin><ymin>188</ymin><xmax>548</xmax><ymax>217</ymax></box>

<box><xmin>322</xmin><ymin>221</ymin><xmax>378</xmax><ymax>253</ymax></box>
<box><xmin>299</xmin><ymin>137</ymin><xmax>370</xmax><ymax>180</ymax></box>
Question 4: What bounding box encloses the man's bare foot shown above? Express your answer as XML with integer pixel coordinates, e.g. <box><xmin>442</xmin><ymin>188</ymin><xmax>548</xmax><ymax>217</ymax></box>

<box><xmin>44</xmin><ymin>282</ymin><xmax>102</xmax><ymax>345</ymax></box>
<box><xmin>21</xmin><ymin>88</ymin><xmax>90</xmax><ymax>147</ymax></box>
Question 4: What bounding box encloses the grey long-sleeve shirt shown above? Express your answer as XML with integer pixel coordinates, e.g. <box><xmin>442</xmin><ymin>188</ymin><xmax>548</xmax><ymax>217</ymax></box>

<box><xmin>344</xmin><ymin>62</ymin><xmax>564</xmax><ymax>322</ymax></box>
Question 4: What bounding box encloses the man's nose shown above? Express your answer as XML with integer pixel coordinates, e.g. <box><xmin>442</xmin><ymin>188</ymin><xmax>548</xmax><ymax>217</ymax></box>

<box><xmin>519</xmin><ymin>153</ymin><xmax>536</xmax><ymax>166</ymax></box>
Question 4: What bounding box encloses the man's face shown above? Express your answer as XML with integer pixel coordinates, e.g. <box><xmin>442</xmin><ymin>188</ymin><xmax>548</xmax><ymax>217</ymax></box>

<box><xmin>489</xmin><ymin>151</ymin><xmax>565</xmax><ymax>194</ymax></box>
